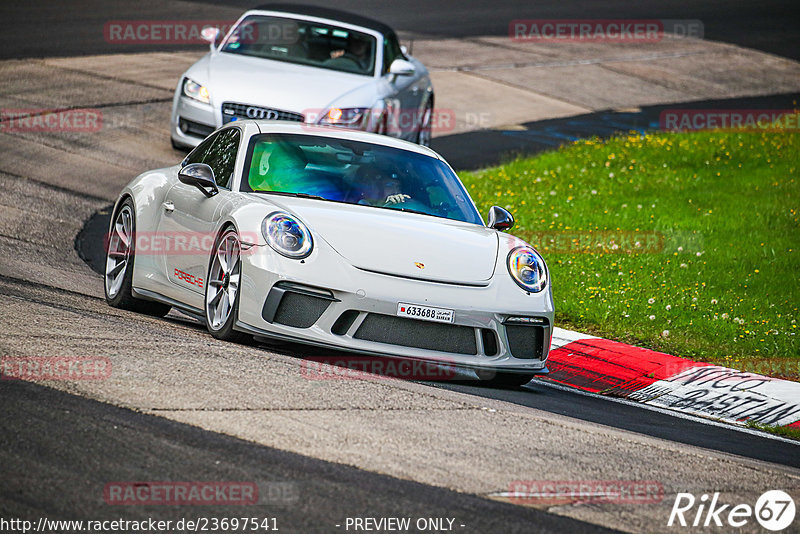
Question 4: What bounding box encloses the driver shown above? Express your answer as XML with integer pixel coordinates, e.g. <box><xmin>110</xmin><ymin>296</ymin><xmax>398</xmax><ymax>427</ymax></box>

<box><xmin>329</xmin><ymin>35</ymin><xmax>370</xmax><ymax>71</ymax></box>
<box><xmin>353</xmin><ymin>166</ymin><xmax>411</xmax><ymax>206</ymax></box>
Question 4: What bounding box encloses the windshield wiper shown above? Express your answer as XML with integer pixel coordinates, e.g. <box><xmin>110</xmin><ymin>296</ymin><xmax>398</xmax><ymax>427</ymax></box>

<box><xmin>252</xmin><ymin>191</ymin><xmax>326</xmax><ymax>201</ymax></box>
<box><xmin>388</xmin><ymin>206</ymin><xmax>431</xmax><ymax>216</ymax></box>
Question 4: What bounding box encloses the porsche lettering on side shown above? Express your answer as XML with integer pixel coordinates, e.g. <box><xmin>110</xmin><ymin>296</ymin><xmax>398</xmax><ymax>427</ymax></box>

<box><xmin>106</xmin><ymin>121</ymin><xmax>553</xmax><ymax>386</ymax></box>
<box><xmin>170</xmin><ymin>4</ymin><xmax>435</xmax><ymax>150</ymax></box>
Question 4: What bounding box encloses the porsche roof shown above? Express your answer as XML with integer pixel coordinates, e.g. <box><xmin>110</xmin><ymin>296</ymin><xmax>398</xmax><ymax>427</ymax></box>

<box><xmin>251</xmin><ymin>3</ymin><xmax>396</xmax><ymax>37</ymax></box>
<box><xmin>247</xmin><ymin>120</ymin><xmax>441</xmax><ymax>159</ymax></box>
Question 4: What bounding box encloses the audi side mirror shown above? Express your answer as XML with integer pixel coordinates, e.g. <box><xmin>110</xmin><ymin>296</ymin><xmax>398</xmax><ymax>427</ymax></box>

<box><xmin>201</xmin><ymin>26</ymin><xmax>220</xmax><ymax>52</ymax></box>
<box><xmin>388</xmin><ymin>58</ymin><xmax>415</xmax><ymax>76</ymax></box>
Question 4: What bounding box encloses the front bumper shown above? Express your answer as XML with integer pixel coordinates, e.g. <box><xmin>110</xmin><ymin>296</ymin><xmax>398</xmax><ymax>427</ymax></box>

<box><xmin>170</xmin><ymin>94</ymin><xmax>383</xmax><ymax>149</ymax></box>
<box><xmin>237</xmin><ymin>243</ymin><xmax>555</xmax><ymax>373</ymax></box>
<box><xmin>170</xmin><ymin>95</ymin><xmax>217</xmax><ymax>148</ymax></box>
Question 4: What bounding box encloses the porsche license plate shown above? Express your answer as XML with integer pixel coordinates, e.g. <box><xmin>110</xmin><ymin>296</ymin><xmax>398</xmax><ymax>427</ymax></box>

<box><xmin>397</xmin><ymin>303</ymin><xmax>454</xmax><ymax>324</ymax></box>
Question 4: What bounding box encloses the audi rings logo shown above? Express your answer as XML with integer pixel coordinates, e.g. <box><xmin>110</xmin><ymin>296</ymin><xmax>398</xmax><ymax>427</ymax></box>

<box><xmin>245</xmin><ymin>107</ymin><xmax>279</xmax><ymax>120</ymax></box>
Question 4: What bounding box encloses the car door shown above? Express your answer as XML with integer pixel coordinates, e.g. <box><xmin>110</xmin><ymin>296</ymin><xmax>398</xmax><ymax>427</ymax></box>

<box><xmin>382</xmin><ymin>35</ymin><xmax>423</xmax><ymax>141</ymax></box>
<box><xmin>156</xmin><ymin>127</ymin><xmax>241</xmax><ymax>308</ymax></box>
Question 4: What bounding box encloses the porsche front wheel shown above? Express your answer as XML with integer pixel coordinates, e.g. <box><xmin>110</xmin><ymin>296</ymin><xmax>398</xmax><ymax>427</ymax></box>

<box><xmin>205</xmin><ymin>227</ymin><xmax>249</xmax><ymax>343</ymax></box>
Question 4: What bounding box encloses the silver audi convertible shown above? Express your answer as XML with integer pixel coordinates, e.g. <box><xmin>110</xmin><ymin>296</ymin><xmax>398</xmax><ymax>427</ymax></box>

<box><xmin>107</xmin><ymin>122</ymin><xmax>553</xmax><ymax>385</ymax></box>
<box><xmin>170</xmin><ymin>4</ymin><xmax>434</xmax><ymax>150</ymax></box>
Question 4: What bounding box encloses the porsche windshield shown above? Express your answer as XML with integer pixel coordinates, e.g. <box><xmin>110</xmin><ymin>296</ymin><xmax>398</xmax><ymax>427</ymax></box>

<box><xmin>220</xmin><ymin>16</ymin><xmax>377</xmax><ymax>76</ymax></box>
<box><xmin>241</xmin><ymin>133</ymin><xmax>484</xmax><ymax>225</ymax></box>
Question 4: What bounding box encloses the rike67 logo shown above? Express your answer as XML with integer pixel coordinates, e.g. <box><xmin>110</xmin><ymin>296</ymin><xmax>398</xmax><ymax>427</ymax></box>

<box><xmin>668</xmin><ymin>490</ymin><xmax>795</xmax><ymax>531</ymax></box>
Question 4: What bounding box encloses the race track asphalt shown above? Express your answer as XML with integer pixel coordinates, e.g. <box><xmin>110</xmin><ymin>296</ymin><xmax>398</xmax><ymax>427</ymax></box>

<box><xmin>0</xmin><ymin>379</ymin><xmax>616</xmax><ymax>533</ymax></box>
<box><xmin>2</xmin><ymin>0</ymin><xmax>798</xmax><ymax>60</ymax></box>
<box><xmin>1</xmin><ymin>2</ymin><xmax>798</xmax><ymax>532</ymax></box>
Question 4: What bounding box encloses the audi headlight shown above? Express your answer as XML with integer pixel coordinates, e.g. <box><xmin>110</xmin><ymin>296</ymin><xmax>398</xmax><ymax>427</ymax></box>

<box><xmin>262</xmin><ymin>212</ymin><xmax>313</xmax><ymax>259</ymax></box>
<box><xmin>318</xmin><ymin>107</ymin><xmax>371</xmax><ymax>128</ymax></box>
<box><xmin>507</xmin><ymin>246</ymin><xmax>547</xmax><ymax>293</ymax></box>
<box><xmin>182</xmin><ymin>78</ymin><xmax>210</xmax><ymax>104</ymax></box>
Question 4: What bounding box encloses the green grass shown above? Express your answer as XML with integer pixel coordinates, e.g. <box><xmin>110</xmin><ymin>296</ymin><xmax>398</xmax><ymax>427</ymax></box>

<box><xmin>460</xmin><ymin>129</ymin><xmax>799</xmax><ymax>377</ymax></box>
<box><xmin>746</xmin><ymin>420</ymin><xmax>800</xmax><ymax>440</ymax></box>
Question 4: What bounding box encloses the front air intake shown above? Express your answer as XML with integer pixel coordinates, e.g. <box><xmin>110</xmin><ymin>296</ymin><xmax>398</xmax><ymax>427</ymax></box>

<box><xmin>354</xmin><ymin>313</ymin><xmax>477</xmax><ymax>355</ymax></box>
<box><xmin>262</xmin><ymin>282</ymin><xmax>336</xmax><ymax>328</ymax></box>
<box><xmin>503</xmin><ymin>317</ymin><xmax>549</xmax><ymax>360</ymax></box>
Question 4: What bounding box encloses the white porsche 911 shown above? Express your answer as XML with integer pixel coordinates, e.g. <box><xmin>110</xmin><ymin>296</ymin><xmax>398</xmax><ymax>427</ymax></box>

<box><xmin>106</xmin><ymin>121</ymin><xmax>553</xmax><ymax>385</ymax></box>
<box><xmin>170</xmin><ymin>4</ymin><xmax>434</xmax><ymax>149</ymax></box>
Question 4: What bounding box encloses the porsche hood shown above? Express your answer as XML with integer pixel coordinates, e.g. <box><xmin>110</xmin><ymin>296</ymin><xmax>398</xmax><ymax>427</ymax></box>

<box><xmin>259</xmin><ymin>196</ymin><xmax>498</xmax><ymax>285</ymax></box>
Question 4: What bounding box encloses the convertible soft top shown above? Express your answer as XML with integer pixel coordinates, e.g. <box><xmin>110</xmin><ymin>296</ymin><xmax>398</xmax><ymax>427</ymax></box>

<box><xmin>252</xmin><ymin>3</ymin><xmax>397</xmax><ymax>38</ymax></box>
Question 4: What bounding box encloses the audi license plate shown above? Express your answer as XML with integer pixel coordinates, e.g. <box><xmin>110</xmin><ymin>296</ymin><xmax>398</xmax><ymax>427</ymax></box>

<box><xmin>397</xmin><ymin>303</ymin><xmax>454</xmax><ymax>324</ymax></box>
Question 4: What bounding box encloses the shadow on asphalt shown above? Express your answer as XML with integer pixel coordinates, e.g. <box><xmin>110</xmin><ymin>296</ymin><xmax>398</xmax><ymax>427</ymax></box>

<box><xmin>432</xmin><ymin>92</ymin><xmax>800</xmax><ymax>169</ymax></box>
<box><xmin>424</xmin><ymin>379</ymin><xmax>800</xmax><ymax>468</ymax></box>
<box><xmin>0</xmin><ymin>379</ymin><xmax>615</xmax><ymax>533</ymax></box>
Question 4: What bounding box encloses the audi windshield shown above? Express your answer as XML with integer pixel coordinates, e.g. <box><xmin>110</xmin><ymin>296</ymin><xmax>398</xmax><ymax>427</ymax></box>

<box><xmin>221</xmin><ymin>16</ymin><xmax>377</xmax><ymax>76</ymax></box>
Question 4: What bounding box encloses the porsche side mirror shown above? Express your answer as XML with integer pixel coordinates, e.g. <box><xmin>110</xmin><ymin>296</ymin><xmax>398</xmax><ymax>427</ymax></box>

<box><xmin>179</xmin><ymin>163</ymin><xmax>219</xmax><ymax>197</ymax></box>
<box><xmin>389</xmin><ymin>58</ymin><xmax>415</xmax><ymax>76</ymax></box>
<box><xmin>201</xmin><ymin>26</ymin><xmax>220</xmax><ymax>52</ymax></box>
<box><xmin>488</xmin><ymin>206</ymin><xmax>514</xmax><ymax>231</ymax></box>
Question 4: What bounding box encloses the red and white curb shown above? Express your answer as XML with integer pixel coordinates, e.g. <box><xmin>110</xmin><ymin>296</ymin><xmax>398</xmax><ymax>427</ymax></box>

<box><xmin>545</xmin><ymin>328</ymin><xmax>800</xmax><ymax>429</ymax></box>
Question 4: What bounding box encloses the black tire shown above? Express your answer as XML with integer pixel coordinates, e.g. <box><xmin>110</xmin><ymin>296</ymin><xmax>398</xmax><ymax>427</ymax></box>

<box><xmin>104</xmin><ymin>198</ymin><xmax>171</xmax><ymax>317</ymax></box>
<box><xmin>376</xmin><ymin>113</ymin><xmax>388</xmax><ymax>136</ymax></box>
<box><xmin>170</xmin><ymin>136</ymin><xmax>187</xmax><ymax>151</ymax></box>
<box><xmin>481</xmin><ymin>372</ymin><xmax>536</xmax><ymax>388</ymax></box>
<box><xmin>204</xmin><ymin>226</ymin><xmax>250</xmax><ymax>343</ymax></box>
<box><xmin>416</xmin><ymin>99</ymin><xmax>433</xmax><ymax>147</ymax></box>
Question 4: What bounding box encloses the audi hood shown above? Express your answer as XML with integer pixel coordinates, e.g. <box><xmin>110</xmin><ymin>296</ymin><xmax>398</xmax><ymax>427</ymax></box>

<box><xmin>187</xmin><ymin>52</ymin><xmax>381</xmax><ymax>119</ymax></box>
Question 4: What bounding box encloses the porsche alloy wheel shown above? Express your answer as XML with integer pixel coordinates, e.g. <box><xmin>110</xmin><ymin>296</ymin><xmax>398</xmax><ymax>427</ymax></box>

<box><xmin>105</xmin><ymin>204</ymin><xmax>133</xmax><ymax>300</ymax></box>
<box><xmin>205</xmin><ymin>227</ymin><xmax>248</xmax><ymax>342</ymax></box>
<box><xmin>104</xmin><ymin>199</ymin><xmax>171</xmax><ymax>316</ymax></box>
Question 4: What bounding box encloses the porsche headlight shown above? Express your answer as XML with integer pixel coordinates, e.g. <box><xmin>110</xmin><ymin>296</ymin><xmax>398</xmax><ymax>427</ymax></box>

<box><xmin>182</xmin><ymin>78</ymin><xmax>210</xmax><ymax>104</ymax></box>
<box><xmin>262</xmin><ymin>212</ymin><xmax>313</xmax><ymax>259</ymax></box>
<box><xmin>507</xmin><ymin>246</ymin><xmax>547</xmax><ymax>293</ymax></box>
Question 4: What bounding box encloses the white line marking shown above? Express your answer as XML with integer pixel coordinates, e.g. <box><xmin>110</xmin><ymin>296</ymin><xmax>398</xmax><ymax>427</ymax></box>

<box><xmin>532</xmin><ymin>380</ymin><xmax>800</xmax><ymax>446</ymax></box>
